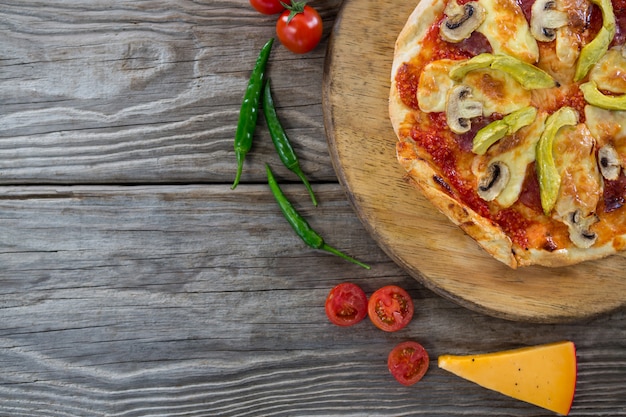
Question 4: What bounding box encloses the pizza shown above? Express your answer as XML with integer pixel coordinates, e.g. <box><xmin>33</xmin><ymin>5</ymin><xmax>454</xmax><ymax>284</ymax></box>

<box><xmin>389</xmin><ymin>0</ymin><xmax>626</xmax><ymax>268</ymax></box>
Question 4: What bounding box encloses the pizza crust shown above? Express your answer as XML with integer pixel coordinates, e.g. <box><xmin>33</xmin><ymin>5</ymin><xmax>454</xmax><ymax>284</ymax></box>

<box><xmin>390</xmin><ymin>0</ymin><xmax>445</xmax><ymax>78</ymax></box>
<box><xmin>389</xmin><ymin>0</ymin><xmax>438</xmax><ymax>139</ymax></box>
<box><xmin>396</xmin><ymin>136</ymin><xmax>518</xmax><ymax>268</ymax></box>
<box><xmin>389</xmin><ymin>0</ymin><xmax>626</xmax><ymax>268</ymax></box>
<box><xmin>397</xmin><ymin>135</ymin><xmax>621</xmax><ymax>269</ymax></box>
<box><xmin>389</xmin><ymin>0</ymin><xmax>519</xmax><ymax>268</ymax></box>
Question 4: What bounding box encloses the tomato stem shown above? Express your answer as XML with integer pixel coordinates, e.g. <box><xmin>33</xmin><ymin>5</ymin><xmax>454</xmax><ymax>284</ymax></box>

<box><xmin>281</xmin><ymin>0</ymin><xmax>307</xmax><ymax>23</ymax></box>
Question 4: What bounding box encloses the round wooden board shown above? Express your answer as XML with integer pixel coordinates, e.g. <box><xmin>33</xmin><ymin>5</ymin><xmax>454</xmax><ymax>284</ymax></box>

<box><xmin>322</xmin><ymin>0</ymin><xmax>626</xmax><ymax>323</ymax></box>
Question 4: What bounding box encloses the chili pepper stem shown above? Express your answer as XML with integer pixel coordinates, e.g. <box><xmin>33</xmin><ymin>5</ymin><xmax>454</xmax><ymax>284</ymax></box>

<box><xmin>266</xmin><ymin>164</ymin><xmax>369</xmax><ymax>269</ymax></box>
<box><xmin>321</xmin><ymin>243</ymin><xmax>371</xmax><ymax>269</ymax></box>
<box><xmin>293</xmin><ymin>167</ymin><xmax>318</xmax><ymax>206</ymax></box>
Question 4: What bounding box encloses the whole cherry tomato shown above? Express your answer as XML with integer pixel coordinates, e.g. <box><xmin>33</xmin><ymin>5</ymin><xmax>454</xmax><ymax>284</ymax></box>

<box><xmin>388</xmin><ymin>341</ymin><xmax>429</xmax><ymax>386</ymax></box>
<box><xmin>276</xmin><ymin>2</ymin><xmax>323</xmax><ymax>54</ymax></box>
<box><xmin>249</xmin><ymin>0</ymin><xmax>289</xmax><ymax>15</ymax></box>
<box><xmin>367</xmin><ymin>285</ymin><xmax>414</xmax><ymax>332</ymax></box>
<box><xmin>325</xmin><ymin>283</ymin><xmax>368</xmax><ymax>327</ymax></box>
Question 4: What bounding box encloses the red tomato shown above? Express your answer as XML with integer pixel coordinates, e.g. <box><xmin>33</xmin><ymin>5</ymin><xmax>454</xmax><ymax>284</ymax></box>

<box><xmin>276</xmin><ymin>3</ymin><xmax>323</xmax><ymax>54</ymax></box>
<box><xmin>367</xmin><ymin>285</ymin><xmax>414</xmax><ymax>332</ymax></box>
<box><xmin>249</xmin><ymin>0</ymin><xmax>288</xmax><ymax>15</ymax></box>
<box><xmin>325</xmin><ymin>283</ymin><xmax>368</xmax><ymax>327</ymax></box>
<box><xmin>388</xmin><ymin>341</ymin><xmax>429</xmax><ymax>386</ymax></box>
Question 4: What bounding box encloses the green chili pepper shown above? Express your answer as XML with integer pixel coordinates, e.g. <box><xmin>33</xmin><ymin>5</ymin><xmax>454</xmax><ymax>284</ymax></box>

<box><xmin>231</xmin><ymin>38</ymin><xmax>274</xmax><ymax>190</ymax></box>
<box><xmin>266</xmin><ymin>164</ymin><xmax>370</xmax><ymax>269</ymax></box>
<box><xmin>263</xmin><ymin>78</ymin><xmax>318</xmax><ymax>206</ymax></box>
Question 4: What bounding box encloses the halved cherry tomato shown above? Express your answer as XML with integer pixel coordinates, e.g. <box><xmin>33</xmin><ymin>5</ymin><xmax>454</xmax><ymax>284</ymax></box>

<box><xmin>325</xmin><ymin>282</ymin><xmax>368</xmax><ymax>327</ymax></box>
<box><xmin>249</xmin><ymin>0</ymin><xmax>289</xmax><ymax>15</ymax></box>
<box><xmin>367</xmin><ymin>285</ymin><xmax>414</xmax><ymax>332</ymax></box>
<box><xmin>388</xmin><ymin>341</ymin><xmax>429</xmax><ymax>386</ymax></box>
<box><xmin>276</xmin><ymin>2</ymin><xmax>323</xmax><ymax>54</ymax></box>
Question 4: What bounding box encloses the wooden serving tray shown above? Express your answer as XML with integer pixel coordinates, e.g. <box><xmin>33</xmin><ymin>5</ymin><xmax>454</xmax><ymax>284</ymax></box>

<box><xmin>322</xmin><ymin>0</ymin><xmax>626</xmax><ymax>322</ymax></box>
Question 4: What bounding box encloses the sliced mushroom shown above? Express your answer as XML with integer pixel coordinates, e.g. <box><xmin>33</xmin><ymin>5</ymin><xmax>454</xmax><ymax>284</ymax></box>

<box><xmin>530</xmin><ymin>0</ymin><xmax>569</xmax><ymax>42</ymax></box>
<box><xmin>440</xmin><ymin>1</ymin><xmax>486</xmax><ymax>43</ymax></box>
<box><xmin>598</xmin><ymin>144</ymin><xmax>622</xmax><ymax>180</ymax></box>
<box><xmin>445</xmin><ymin>85</ymin><xmax>483</xmax><ymax>134</ymax></box>
<box><xmin>565</xmin><ymin>210</ymin><xmax>599</xmax><ymax>248</ymax></box>
<box><xmin>478</xmin><ymin>161</ymin><xmax>510</xmax><ymax>201</ymax></box>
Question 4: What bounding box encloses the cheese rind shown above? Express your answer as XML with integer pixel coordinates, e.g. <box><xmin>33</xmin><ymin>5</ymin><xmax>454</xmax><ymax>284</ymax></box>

<box><xmin>438</xmin><ymin>341</ymin><xmax>577</xmax><ymax>415</ymax></box>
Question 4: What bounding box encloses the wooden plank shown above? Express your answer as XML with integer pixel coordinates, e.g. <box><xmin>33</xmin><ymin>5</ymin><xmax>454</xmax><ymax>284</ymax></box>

<box><xmin>0</xmin><ymin>185</ymin><xmax>625</xmax><ymax>415</ymax></box>
<box><xmin>0</xmin><ymin>1</ymin><xmax>340</xmax><ymax>184</ymax></box>
<box><xmin>323</xmin><ymin>0</ymin><xmax>626</xmax><ymax>322</ymax></box>
<box><xmin>1</xmin><ymin>0</ymin><xmax>625</xmax><ymax>415</ymax></box>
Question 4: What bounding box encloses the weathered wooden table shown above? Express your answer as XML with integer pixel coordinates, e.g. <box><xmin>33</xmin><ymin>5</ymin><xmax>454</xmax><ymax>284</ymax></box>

<box><xmin>1</xmin><ymin>1</ymin><xmax>624</xmax><ymax>416</ymax></box>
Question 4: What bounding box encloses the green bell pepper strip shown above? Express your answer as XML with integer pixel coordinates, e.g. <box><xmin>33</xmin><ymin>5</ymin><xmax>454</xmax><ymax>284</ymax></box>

<box><xmin>266</xmin><ymin>164</ymin><xmax>370</xmax><ymax>269</ymax></box>
<box><xmin>263</xmin><ymin>78</ymin><xmax>318</xmax><ymax>206</ymax></box>
<box><xmin>575</xmin><ymin>27</ymin><xmax>614</xmax><ymax>82</ymax></box>
<box><xmin>574</xmin><ymin>0</ymin><xmax>615</xmax><ymax>81</ymax></box>
<box><xmin>580</xmin><ymin>81</ymin><xmax>626</xmax><ymax>110</ymax></box>
<box><xmin>535</xmin><ymin>107</ymin><xmax>578</xmax><ymax>215</ymax></box>
<box><xmin>472</xmin><ymin>106</ymin><xmax>537</xmax><ymax>155</ymax></box>
<box><xmin>449</xmin><ymin>53</ymin><xmax>557</xmax><ymax>89</ymax></box>
<box><xmin>231</xmin><ymin>38</ymin><xmax>274</xmax><ymax>190</ymax></box>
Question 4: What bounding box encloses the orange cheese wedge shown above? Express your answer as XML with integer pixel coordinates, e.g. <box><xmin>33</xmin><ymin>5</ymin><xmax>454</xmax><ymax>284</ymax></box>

<box><xmin>438</xmin><ymin>341</ymin><xmax>577</xmax><ymax>415</ymax></box>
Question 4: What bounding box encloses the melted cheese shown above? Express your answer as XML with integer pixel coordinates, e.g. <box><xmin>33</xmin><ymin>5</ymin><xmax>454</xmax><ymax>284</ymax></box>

<box><xmin>463</xmin><ymin>69</ymin><xmax>531</xmax><ymax>116</ymax></box>
<box><xmin>472</xmin><ymin>113</ymin><xmax>546</xmax><ymax>207</ymax></box>
<box><xmin>477</xmin><ymin>0</ymin><xmax>539</xmax><ymax>63</ymax></box>
<box><xmin>553</xmin><ymin>123</ymin><xmax>602</xmax><ymax>219</ymax></box>
<box><xmin>538</xmin><ymin>29</ymin><xmax>582</xmax><ymax>85</ymax></box>
<box><xmin>417</xmin><ymin>59</ymin><xmax>531</xmax><ymax>117</ymax></box>
<box><xmin>438</xmin><ymin>341</ymin><xmax>577</xmax><ymax>415</ymax></box>
<box><xmin>555</xmin><ymin>28</ymin><xmax>581</xmax><ymax>69</ymax></box>
<box><xmin>417</xmin><ymin>59</ymin><xmax>458</xmax><ymax>113</ymax></box>
<box><xmin>585</xmin><ymin>105</ymin><xmax>626</xmax><ymax>165</ymax></box>
<box><xmin>588</xmin><ymin>47</ymin><xmax>626</xmax><ymax>94</ymax></box>
<box><xmin>552</xmin><ymin>0</ymin><xmax>589</xmax><ymax>70</ymax></box>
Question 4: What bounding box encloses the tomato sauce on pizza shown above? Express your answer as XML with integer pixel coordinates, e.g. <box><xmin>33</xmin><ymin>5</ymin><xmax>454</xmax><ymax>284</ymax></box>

<box><xmin>390</xmin><ymin>0</ymin><xmax>626</xmax><ymax>267</ymax></box>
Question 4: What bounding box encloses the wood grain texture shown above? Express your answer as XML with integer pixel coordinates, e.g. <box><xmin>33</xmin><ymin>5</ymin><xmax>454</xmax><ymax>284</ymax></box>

<box><xmin>0</xmin><ymin>0</ymin><xmax>339</xmax><ymax>184</ymax></box>
<box><xmin>323</xmin><ymin>0</ymin><xmax>626</xmax><ymax>322</ymax></box>
<box><xmin>0</xmin><ymin>0</ymin><xmax>624</xmax><ymax>416</ymax></box>
<box><xmin>1</xmin><ymin>185</ymin><xmax>625</xmax><ymax>416</ymax></box>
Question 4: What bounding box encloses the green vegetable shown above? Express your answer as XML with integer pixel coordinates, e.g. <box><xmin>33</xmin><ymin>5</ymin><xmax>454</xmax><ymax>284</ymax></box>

<box><xmin>472</xmin><ymin>106</ymin><xmax>537</xmax><ymax>155</ymax></box>
<box><xmin>575</xmin><ymin>27</ymin><xmax>614</xmax><ymax>82</ymax></box>
<box><xmin>473</xmin><ymin>122</ymin><xmax>509</xmax><ymax>156</ymax></box>
<box><xmin>490</xmin><ymin>55</ymin><xmax>557</xmax><ymax>89</ymax></box>
<box><xmin>596</xmin><ymin>0</ymin><xmax>617</xmax><ymax>30</ymax></box>
<box><xmin>449</xmin><ymin>53</ymin><xmax>495</xmax><ymax>80</ymax></box>
<box><xmin>449</xmin><ymin>53</ymin><xmax>557</xmax><ymax>89</ymax></box>
<box><xmin>266</xmin><ymin>164</ymin><xmax>370</xmax><ymax>269</ymax></box>
<box><xmin>574</xmin><ymin>0</ymin><xmax>615</xmax><ymax>81</ymax></box>
<box><xmin>263</xmin><ymin>79</ymin><xmax>318</xmax><ymax>206</ymax></box>
<box><xmin>232</xmin><ymin>38</ymin><xmax>274</xmax><ymax>190</ymax></box>
<box><xmin>536</xmin><ymin>107</ymin><xmax>578</xmax><ymax>215</ymax></box>
<box><xmin>580</xmin><ymin>81</ymin><xmax>626</xmax><ymax>110</ymax></box>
